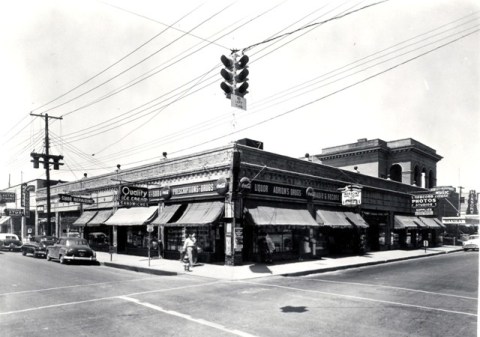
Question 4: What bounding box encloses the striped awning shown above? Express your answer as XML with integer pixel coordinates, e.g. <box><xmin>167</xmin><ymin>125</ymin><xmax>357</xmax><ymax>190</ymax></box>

<box><xmin>418</xmin><ymin>217</ymin><xmax>443</xmax><ymax>229</ymax></box>
<box><xmin>87</xmin><ymin>210</ymin><xmax>113</xmax><ymax>227</ymax></box>
<box><xmin>247</xmin><ymin>205</ymin><xmax>318</xmax><ymax>227</ymax></box>
<box><xmin>0</xmin><ymin>216</ymin><xmax>11</xmax><ymax>225</ymax></box>
<box><xmin>152</xmin><ymin>204</ymin><xmax>182</xmax><ymax>225</ymax></box>
<box><xmin>169</xmin><ymin>201</ymin><xmax>223</xmax><ymax>227</ymax></box>
<box><xmin>316</xmin><ymin>210</ymin><xmax>353</xmax><ymax>228</ymax></box>
<box><xmin>394</xmin><ymin>216</ymin><xmax>421</xmax><ymax>229</ymax></box>
<box><xmin>105</xmin><ymin>206</ymin><xmax>158</xmax><ymax>226</ymax></box>
<box><xmin>344</xmin><ymin>212</ymin><xmax>369</xmax><ymax>228</ymax></box>
<box><xmin>72</xmin><ymin>211</ymin><xmax>97</xmax><ymax>227</ymax></box>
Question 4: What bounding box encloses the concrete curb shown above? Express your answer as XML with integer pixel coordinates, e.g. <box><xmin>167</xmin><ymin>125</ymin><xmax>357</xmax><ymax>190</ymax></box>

<box><xmin>281</xmin><ymin>248</ymin><xmax>464</xmax><ymax>277</ymax></box>
<box><xmin>101</xmin><ymin>261</ymin><xmax>178</xmax><ymax>276</ymax></box>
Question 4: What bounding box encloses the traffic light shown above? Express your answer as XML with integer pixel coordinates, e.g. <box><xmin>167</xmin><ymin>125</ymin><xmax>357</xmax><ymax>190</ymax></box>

<box><xmin>220</xmin><ymin>55</ymin><xmax>234</xmax><ymax>98</ymax></box>
<box><xmin>220</xmin><ymin>53</ymin><xmax>249</xmax><ymax>98</ymax></box>
<box><xmin>51</xmin><ymin>155</ymin><xmax>64</xmax><ymax>170</ymax></box>
<box><xmin>31</xmin><ymin>153</ymin><xmax>40</xmax><ymax>169</ymax></box>
<box><xmin>234</xmin><ymin>54</ymin><xmax>249</xmax><ymax>97</ymax></box>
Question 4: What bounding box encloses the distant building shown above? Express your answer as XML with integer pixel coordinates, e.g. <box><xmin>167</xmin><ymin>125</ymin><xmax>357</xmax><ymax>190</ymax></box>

<box><xmin>314</xmin><ymin>138</ymin><xmax>443</xmax><ymax>188</ymax></box>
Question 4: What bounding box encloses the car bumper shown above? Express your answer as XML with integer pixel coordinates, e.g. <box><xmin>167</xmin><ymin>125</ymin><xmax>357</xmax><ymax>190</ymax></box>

<box><xmin>64</xmin><ymin>255</ymin><xmax>96</xmax><ymax>261</ymax></box>
<box><xmin>463</xmin><ymin>244</ymin><xmax>478</xmax><ymax>250</ymax></box>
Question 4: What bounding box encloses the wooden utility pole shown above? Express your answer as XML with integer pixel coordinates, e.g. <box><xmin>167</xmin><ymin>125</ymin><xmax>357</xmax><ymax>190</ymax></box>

<box><xmin>30</xmin><ymin>113</ymin><xmax>64</xmax><ymax>236</ymax></box>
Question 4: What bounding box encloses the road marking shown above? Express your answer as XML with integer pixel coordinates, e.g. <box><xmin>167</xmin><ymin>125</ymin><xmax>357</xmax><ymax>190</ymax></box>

<box><xmin>239</xmin><ymin>281</ymin><xmax>478</xmax><ymax>317</ymax></box>
<box><xmin>0</xmin><ymin>281</ymin><xmax>221</xmax><ymax>316</ymax></box>
<box><xmin>302</xmin><ymin>278</ymin><xmax>478</xmax><ymax>300</ymax></box>
<box><xmin>0</xmin><ymin>276</ymin><xmax>164</xmax><ymax>296</ymax></box>
<box><xmin>118</xmin><ymin>296</ymin><xmax>258</xmax><ymax>337</ymax></box>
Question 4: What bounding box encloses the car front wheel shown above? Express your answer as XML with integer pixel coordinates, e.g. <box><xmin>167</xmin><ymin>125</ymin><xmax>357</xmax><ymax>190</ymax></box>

<box><xmin>47</xmin><ymin>253</ymin><xmax>52</xmax><ymax>261</ymax></box>
<box><xmin>22</xmin><ymin>250</ymin><xmax>26</xmax><ymax>256</ymax></box>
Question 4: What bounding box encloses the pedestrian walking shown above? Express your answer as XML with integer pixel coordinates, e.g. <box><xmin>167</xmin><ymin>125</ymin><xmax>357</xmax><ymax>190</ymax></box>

<box><xmin>182</xmin><ymin>233</ymin><xmax>195</xmax><ymax>271</ymax></box>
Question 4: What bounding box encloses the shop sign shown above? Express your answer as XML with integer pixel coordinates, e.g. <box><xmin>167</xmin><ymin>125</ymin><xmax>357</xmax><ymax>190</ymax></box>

<box><xmin>340</xmin><ymin>185</ymin><xmax>362</xmax><ymax>206</ymax></box>
<box><xmin>215</xmin><ymin>177</ymin><xmax>229</xmax><ymax>195</ymax></box>
<box><xmin>149</xmin><ymin>186</ymin><xmax>172</xmax><ymax>201</ymax></box>
<box><xmin>415</xmin><ymin>208</ymin><xmax>434</xmax><ymax>216</ymax></box>
<box><xmin>306</xmin><ymin>187</ymin><xmax>342</xmax><ymax>204</ymax></box>
<box><xmin>429</xmin><ymin>186</ymin><xmax>454</xmax><ymax>199</ymax></box>
<box><xmin>234</xmin><ymin>227</ymin><xmax>243</xmax><ymax>251</ymax></box>
<box><xmin>58</xmin><ymin>193</ymin><xmax>95</xmax><ymax>204</ymax></box>
<box><xmin>411</xmin><ymin>193</ymin><xmax>437</xmax><ymax>208</ymax></box>
<box><xmin>250</xmin><ymin>181</ymin><xmax>306</xmax><ymax>199</ymax></box>
<box><xmin>0</xmin><ymin>192</ymin><xmax>16</xmax><ymax>203</ymax></box>
<box><xmin>5</xmin><ymin>208</ymin><xmax>24</xmax><ymax>216</ymax></box>
<box><xmin>466</xmin><ymin>190</ymin><xmax>478</xmax><ymax>215</ymax></box>
<box><xmin>118</xmin><ymin>185</ymin><xmax>148</xmax><ymax>207</ymax></box>
<box><xmin>146</xmin><ymin>224</ymin><xmax>154</xmax><ymax>233</ymax></box>
<box><xmin>443</xmin><ymin>217</ymin><xmax>466</xmax><ymax>224</ymax></box>
<box><xmin>150</xmin><ymin>181</ymin><xmax>224</xmax><ymax>199</ymax></box>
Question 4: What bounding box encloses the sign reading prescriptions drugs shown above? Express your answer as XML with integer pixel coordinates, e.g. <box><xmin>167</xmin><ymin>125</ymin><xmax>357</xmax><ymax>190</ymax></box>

<box><xmin>411</xmin><ymin>193</ymin><xmax>437</xmax><ymax>209</ymax></box>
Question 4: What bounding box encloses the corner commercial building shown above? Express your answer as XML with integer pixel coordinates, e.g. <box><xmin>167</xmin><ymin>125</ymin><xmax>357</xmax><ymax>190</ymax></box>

<box><xmin>33</xmin><ymin>139</ymin><xmax>448</xmax><ymax>265</ymax></box>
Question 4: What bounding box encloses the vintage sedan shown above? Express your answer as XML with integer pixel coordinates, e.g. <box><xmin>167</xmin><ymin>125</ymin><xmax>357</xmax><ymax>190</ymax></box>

<box><xmin>47</xmin><ymin>237</ymin><xmax>96</xmax><ymax>264</ymax></box>
<box><xmin>22</xmin><ymin>236</ymin><xmax>56</xmax><ymax>258</ymax></box>
<box><xmin>0</xmin><ymin>233</ymin><xmax>23</xmax><ymax>251</ymax></box>
<box><xmin>462</xmin><ymin>234</ymin><xmax>480</xmax><ymax>251</ymax></box>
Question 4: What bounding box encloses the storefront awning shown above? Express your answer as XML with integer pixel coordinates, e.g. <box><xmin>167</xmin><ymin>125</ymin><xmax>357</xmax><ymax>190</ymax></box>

<box><xmin>0</xmin><ymin>216</ymin><xmax>11</xmax><ymax>225</ymax></box>
<box><xmin>104</xmin><ymin>206</ymin><xmax>158</xmax><ymax>226</ymax></box>
<box><xmin>169</xmin><ymin>201</ymin><xmax>223</xmax><ymax>227</ymax></box>
<box><xmin>247</xmin><ymin>205</ymin><xmax>318</xmax><ymax>226</ymax></box>
<box><xmin>394</xmin><ymin>215</ymin><xmax>421</xmax><ymax>229</ymax></box>
<box><xmin>87</xmin><ymin>210</ymin><xmax>113</xmax><ymax>227</ymax></box>
<box><xmin>433</xmin><ymin>218</ymin><xmax>446</xmax><ymax>228</ymax></box>
<box><xmin>418</xmin><ymin>217</ymin><xmax>443</xmax><ymax>229</ymax></box>
<box><xmin>344</xmin><ymin>212</ymin><xmax>369</xmax><ymax>228</ymax></box>
<box><xmin>152</xmin><ymin>204</ymin><xmax>182</xmax><ymax>225</ymax></box>
<box><xmin>72</xmin><ymin>211</ymin><xmax>98</xmax><ymax>227</ymax></box>
<box><xmin>316</xmin><ymin>210</ymin><xmax>353</xmax><ymax>228</ymax></box>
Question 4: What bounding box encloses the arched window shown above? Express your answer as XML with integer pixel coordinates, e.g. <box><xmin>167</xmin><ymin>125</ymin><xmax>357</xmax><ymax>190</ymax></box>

<box><xmin>428</xmin><ymin>170</ymin><xmax>435</xmax><ymax>188</ymax></box>
<box><xmin>421</xmin><ymin>168</ymin><xmax>427</xmax><ymax>188</ymax></box>
<box><xmin>389</xmin><ymin>164</ymin><xmax>402</xmax><ymax>182</ymax></box>
<box><xmin>413</xmin><ymin>166</ymin><xmax>421</xmax><ymax>186</ymax></box>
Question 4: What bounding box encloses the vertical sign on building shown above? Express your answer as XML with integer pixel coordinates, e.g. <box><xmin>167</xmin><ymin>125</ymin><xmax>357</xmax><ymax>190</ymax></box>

<box><xmin>466</xmin><ymin>190</ymin><xmax>478</xmax><ymax>215</ymax></box>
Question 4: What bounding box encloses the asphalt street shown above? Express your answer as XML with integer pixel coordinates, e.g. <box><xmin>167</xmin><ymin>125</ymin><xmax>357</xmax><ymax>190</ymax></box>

<box><xmin>0</xmin><ymin>250</ymin><xmax>477</xmax><ymax>337</ymax></box>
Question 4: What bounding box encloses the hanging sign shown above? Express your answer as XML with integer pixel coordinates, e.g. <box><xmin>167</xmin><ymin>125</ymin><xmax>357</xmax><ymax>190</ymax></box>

<box><xmin>59</xmin><ymin>193</ymin><xmax>94</xmax><ymax>204</ymax></box>
<box><xmin>411</xmin><ymin>193</ymin><xmax>437</xmax><ymax>209</ymax></box>
<box><xmin>341</xmin><ymin>185</ymin><xmax>362</xmax><ymax>206</ymax></box>
<box><xmin>5</xmin><ymin>208</ymin><xmax>24</xmax><ymax>216</ymax></box>
<box><xmin>0</xmin><ymin>192</ymin><xmax>16</xmax><ymax>203</ymax></box>
<box><xmin>118</xmin><ymin>185</ymin><xmax>149</xmax><ymax>207</ymax></box>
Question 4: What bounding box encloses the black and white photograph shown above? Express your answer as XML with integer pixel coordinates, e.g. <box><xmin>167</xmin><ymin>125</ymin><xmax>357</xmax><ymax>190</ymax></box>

<box><xmin>1</xmin><ymin>1</ymin><xmax>478</xmax><ymax>336</ymax></box>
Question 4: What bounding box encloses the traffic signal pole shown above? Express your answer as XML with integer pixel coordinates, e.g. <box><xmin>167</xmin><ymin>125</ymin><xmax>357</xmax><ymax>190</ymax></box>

<box><xmin>30</xmin><ymin>113</ymin><xmax>63</xmax><ymax>236</ymax></box>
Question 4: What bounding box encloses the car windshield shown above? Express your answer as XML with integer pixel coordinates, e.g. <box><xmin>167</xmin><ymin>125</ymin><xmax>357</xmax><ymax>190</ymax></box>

<box><xmin>469</xmin><ymin>235</ymin><xmax>479</xmax><ymax>240</ymax></box>
<box><xmin>65</xmin><ymin>239</ymin><xmax>88</xmax><ymax>246</ymax></box>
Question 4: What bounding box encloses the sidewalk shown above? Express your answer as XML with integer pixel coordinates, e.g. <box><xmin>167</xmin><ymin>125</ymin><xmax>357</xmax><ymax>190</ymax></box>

<box><xmin>96</xmin><ymin>246</ymin><xmax>464</xmax><ymax>281</ymax></box>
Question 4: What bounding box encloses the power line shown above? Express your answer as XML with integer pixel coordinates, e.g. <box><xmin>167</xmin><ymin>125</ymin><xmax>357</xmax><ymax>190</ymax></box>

<box><xmin>66</xmin><ymin>16</ymin><xmax>480</xmax><ymax>169</ymax></box>
<box><xmin>106</xmin><ymin>27</ymin><xmax>478</xmax><ymax>169</ymax></box>
<box><xmin>39</xmin><ymin>2</ymin><xmax>235</xmax><ymax>116</ymax></box>
<box><xmin>242</xmin><ymin>0</ymin><xmax>389</xmax><ymax>53</ymax></box>
<box><xmin>32</xmin><ymin>3</ymin><xmax>205</xmax><ymax>113</ymax></box>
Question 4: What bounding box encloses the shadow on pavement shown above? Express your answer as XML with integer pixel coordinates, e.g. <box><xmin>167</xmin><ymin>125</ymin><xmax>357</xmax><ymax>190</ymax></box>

<box><xmin>249</xmin><ymin>263</ymin><xmax>272</xmax><ymax>274</ymax></box>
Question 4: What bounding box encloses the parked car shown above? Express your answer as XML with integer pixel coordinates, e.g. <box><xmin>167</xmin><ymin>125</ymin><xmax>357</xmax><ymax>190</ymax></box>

<box><xmin>47</xmin><ymin>237</ymin><xmax>96</xmax><ymax>264</ymax></box>
<box><xmin>0</xmin><ymin>233</ymin><xmax>23</xmax><ymax>251</ymax></box>
<box><xmin>462</xmin><ymin>234</ymin><xmax>479</xmax><ymax>251</ymax></box>
<box><xmin>22</xmin><ymin>236</ymin><xmax>56</xmax><ymax>258</ymax></box>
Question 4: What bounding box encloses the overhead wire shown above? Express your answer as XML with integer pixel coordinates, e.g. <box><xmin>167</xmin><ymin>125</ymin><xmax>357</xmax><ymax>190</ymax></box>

<box><xmin>31</xmin><ymin>3</ymin><xmax>205</xmax><ymax>113</ymax></box>
<box><xmin>59</xmin><ymin>0</ymin><xmax>287</xmax><ymax>119</ymax></box>
<box><xmin>39</xmin><ymin>2</ymin><xmax>236</xmax><ymax>116</ymax></box>
<box><xmin>74</xmin><ymin>18</ymin><xmax>479</xmax><ymax>170</ymax></box>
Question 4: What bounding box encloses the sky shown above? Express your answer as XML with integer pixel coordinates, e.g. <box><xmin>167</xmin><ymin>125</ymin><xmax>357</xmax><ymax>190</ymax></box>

<box><xmin>1</xmin><ymin>0</ymin><xmax>479</xmax><ymax>193</ymax></box>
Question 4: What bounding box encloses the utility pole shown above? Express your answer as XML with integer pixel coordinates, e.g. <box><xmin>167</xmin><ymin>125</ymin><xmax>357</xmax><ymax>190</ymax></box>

<box><xmin>30</xmin><ymin>113</ymin><xmax>64</xmax><ymax>236</ymax></box>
